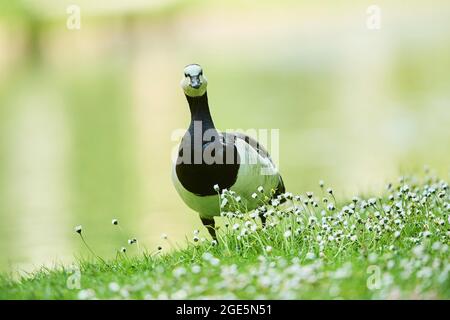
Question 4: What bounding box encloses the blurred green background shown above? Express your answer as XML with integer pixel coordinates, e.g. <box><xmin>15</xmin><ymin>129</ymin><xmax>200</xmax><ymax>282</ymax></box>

<box><xmin>0</xmin><ymin>0</ymin><xmax>449</xmax><ymax>272</ymax></box>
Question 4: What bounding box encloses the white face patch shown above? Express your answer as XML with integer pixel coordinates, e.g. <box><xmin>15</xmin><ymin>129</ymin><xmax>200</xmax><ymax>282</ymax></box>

<box><xmin>181</xmin><ymin>64</ymin><xmax>208</xmax><ymax>97</ymax></box>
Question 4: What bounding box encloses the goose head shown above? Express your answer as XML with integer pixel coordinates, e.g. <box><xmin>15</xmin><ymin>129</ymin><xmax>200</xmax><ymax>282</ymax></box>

<box><xmin>181</xmin><ymin>64</ymin><xmax>208</xmax><ymax>97</ymax></box>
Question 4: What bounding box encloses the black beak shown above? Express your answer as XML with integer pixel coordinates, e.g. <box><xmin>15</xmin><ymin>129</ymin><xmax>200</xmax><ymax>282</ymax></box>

<box><xmin>190</xmin><ymin>76</ymin><xmax>201</xmax><ymax>89</ymax></box>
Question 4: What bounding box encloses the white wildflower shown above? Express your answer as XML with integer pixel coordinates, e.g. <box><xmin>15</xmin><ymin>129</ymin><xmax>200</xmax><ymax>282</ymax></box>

<box><xmin>108</xmin><ymin>282</ymin><xmax>120</xmax><ymax>292</ymax></box>
<box><xmin>78</xmin><ymin>289</ymin><xmax>95</xmax><ymax>300</ymax></box>
<box><xmin>172</xmin><ymin>267</ymin><xmax>187</xmax><ymax>278</ymax></box>
<box><xmin>249</xmin><ymin>211</ymin><xmax>258</xmax><ymax>219</ymax></box>
<box><xmin>210</xmin><ymin>258</ymin><xmax>220</xmax><ymax>266</ymax></box>
<box><xmin>221</xmin><ymin>198</ymin><xmax>228</xmax><ymax>208</ymax></box>
<box><xmin>191</xmin><ymin>265</ymin><xmax>201</xmax><ymax>274</ymax></box>
<box><xmin>202</xmin><ymin>252</ymin><xmax>213</xmax><ymax>261</ymax></box>
<box><xmin>305</xmin><ymin>252</ymin><xmax>316</xmax><ymax>260</ymax></box>
<box><xmin>423</xmin><ymin>231</ymin><xmax>432</xmax><ymax>238</ymax></box>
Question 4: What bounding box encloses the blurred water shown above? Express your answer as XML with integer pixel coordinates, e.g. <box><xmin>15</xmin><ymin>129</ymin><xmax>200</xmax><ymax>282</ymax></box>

<box><xmin>0</xmin><ymin>1</ymin><xmax>449</xmax><ymax>272</ymax></box>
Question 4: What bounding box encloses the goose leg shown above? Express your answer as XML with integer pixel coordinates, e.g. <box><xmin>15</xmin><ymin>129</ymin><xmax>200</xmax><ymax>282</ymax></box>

<box><xmin>259</xmin><ymin>213</ymin><xmax>267</xmax><ymax>228</ymax></box>
<box><xmin>200</xmin><ymin>217</ymin><xmax>216</xmax><ymax>240</ymax></box>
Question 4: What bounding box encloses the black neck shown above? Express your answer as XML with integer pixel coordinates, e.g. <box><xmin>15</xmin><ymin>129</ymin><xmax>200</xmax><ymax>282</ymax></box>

<box><xmin>186</xmin><ymin>92</ymin><xmax>215</xmax><ymax>132</ymax></box>
<box><xmin>177</xmin><ymin>92</ymin><xmax>240</xmax><ymax>196</ymax></box>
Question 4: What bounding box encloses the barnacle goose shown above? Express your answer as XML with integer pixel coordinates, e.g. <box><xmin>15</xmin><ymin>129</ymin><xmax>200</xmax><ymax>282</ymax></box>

<box><xmin>172</xmin><ymin>64</ymin><xmax>285</xmax><ymax>239</ymax></box>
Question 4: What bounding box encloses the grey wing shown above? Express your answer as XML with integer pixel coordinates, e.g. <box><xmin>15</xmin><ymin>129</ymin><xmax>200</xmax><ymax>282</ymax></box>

<box><xmin>223</xmin><ymin>132</ymin><xmax>272</xmax><ymax>163</ymax></box>
<box><xmin>222</xmin><ymin>131</ymin><xmax>285</xmax><ymax>196</ymax></box>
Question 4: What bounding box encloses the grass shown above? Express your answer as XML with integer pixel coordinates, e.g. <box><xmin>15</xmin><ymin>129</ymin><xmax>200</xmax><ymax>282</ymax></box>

<box><xmin>0</xmin><ymin>172</ymin><xmax>449</xmax><ymax>299</ymax></box>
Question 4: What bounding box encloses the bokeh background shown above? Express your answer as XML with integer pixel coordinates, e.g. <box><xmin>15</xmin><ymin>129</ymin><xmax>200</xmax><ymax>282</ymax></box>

<box><xmin>0</xmin><ymin>0</ymin><xmax>449</xmax><ymax>272</ymax></box>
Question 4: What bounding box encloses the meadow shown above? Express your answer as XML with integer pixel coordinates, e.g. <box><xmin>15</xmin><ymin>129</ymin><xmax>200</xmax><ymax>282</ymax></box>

<box><xmin>1</xmin><ymin>172</ymin><xmax>448</xmax><ymax>299</ymax></box>
<box><xmin>1</xmin><ymin>1</ymin><xmax>450</xmax><ymax>273</ymax></box>
<box><xmin>0</xmin><ymin>1</ymin><xmax>449</xmax><ymax>300</ymax></box>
